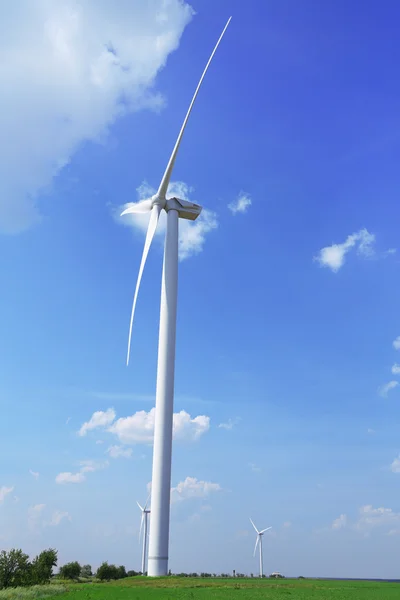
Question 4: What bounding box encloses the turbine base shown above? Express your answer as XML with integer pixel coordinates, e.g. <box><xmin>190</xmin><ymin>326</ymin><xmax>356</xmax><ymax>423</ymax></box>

<box><xmin>147</xmin><ymin>556</ymin><xmax>168</xmax><ymax>577</ymax></box>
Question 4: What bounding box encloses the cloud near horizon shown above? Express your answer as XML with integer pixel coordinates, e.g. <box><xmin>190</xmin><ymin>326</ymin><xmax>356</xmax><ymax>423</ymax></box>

<box><xmin>0</xmin><ymin>0</ymin><xmax>193</xmax><ymax>234</ymax></box>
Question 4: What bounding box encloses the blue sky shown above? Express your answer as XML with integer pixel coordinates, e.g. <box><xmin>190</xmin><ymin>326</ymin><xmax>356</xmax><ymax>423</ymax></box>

<box><xmin>1</xmin><ymin>0</ymin><xmax>400</xmax><ymax>579</ymax></box>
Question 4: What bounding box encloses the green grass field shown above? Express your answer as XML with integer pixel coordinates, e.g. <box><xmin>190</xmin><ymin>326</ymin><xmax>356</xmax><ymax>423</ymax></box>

<box><xmin>10</xmin><ymin>577</ymin><xmax>397</xmax><ymax>600</ymax></box>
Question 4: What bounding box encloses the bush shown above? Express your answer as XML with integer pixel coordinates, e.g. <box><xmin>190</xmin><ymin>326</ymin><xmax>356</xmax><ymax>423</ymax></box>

<box><xmin>0</xmin><ymin>584</ymin><xmax>66</xmax><ymax>599</ymax></box>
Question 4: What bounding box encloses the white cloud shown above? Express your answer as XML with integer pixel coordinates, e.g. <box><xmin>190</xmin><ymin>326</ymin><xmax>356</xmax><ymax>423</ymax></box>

<box><xmin>388</xmin><ymin>529</ymin><xmax>400</xmax><ymax>536</ymax></box>
<box><xmin>49</xmin><ymin>510</ymin><xmax>71</xmax><ymax>526</ymax></box>
<box><xmin>314</xmin><ymin>228</ymin><xmax>375</xmax><ymax>272</ymax></box>
<box><xmin>66</xmin><ymin>417</ymin><xmax>71</xmax><ymax>425</ymax></box>
<box><xmin>108</xmin><ymin>407</ymin><xmax>210</xmax><ymax>444</ymax></box>
<box><xmin>0</xmin><ymin>0</ymin><xmax>193</xmax><ymax>233</ymax></box>
<box><xmin>355</xmin><ymin>505</ymin><xmax>400</xmax><ymax>532</ymax></box>
<box><xmin>393</xmin><ymin>337</ymin><xmax>400</xmax><ymax>350</ymax></box>
<box><xmin>228</xmin><ymin>192</ymin><xmax>252</xmax><ymax>215</ymax></box>
<box><xmin>173</xmin><ymin>410</ymin><xmax>210</xmax><ymax>441</ymax></box>
<box><xmin>392</xmin><ymin>364</ymin><xmax>400</xmax><ymax>375</ymax></box>
<box><xmin>390</xmin><ymin>455</ymin><xmax>400</xmax><ymax>473</ymax></box>
<box><xmin>55</xmin><ymin>471</ymin><xmax>86</xmax><ymax>484</ymax></box>
<box><xmin>117</xmin><ymin>180</ymin><xmax>218</xmax><ymax>261</ymax></box>
<box><xmin>332</xmin><ymin>514</ymin><xmax>347</xmax><ymax>530</ymax></box>
<box><xmin>0</xmin><ymin>486</ymin><xmax>14</xmax><ymax>503</ymax></box>
<box><xmin>29</xmin><ymin>470</ymin><xmax>39</xmax><ymax>479</ymax></box>
<box><xmin>378</xmin><ymin>381</ymin><xmax>399</xmax><ymax>397</ymax></box>
<box><xmin>107</xmin><ymin>445</ymin><xmax>132</xmax><ymax>459</ymax></box>
<box><xmin>218</xmin><ymin>417</ymin><xmax>241</xmax><ymax>430</ymax></box>
<box><xmin>171</xmin><ymin>476</ymin><xmax>222</xmax><ymax>503</ymax></box>
<box><xmin>78</xmin><ymin>408</ymin><xmax>116</xmax><ymax>436</ymax></box>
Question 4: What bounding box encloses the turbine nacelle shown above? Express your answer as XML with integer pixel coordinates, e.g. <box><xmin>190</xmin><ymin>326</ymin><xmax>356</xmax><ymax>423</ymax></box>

<box><xmin>166</xmin><ymin>197</ymin><xmax>202</xmax><ymax>221</ymax></box>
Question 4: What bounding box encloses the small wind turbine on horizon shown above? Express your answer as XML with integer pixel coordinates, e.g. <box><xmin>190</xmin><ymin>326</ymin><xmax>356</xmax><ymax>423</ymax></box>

<box><xmin>137</xmin><ymin>498</ymin><xmax>151</xmax><ymax>575</ymax></box>
<box><xmin>250</xmin><ymin>518</ymin><xmax>272</xmax><ymax>578</ymax></box>
<box><xmin>120</xmin><ymin>17</ymin><xmax>232</xmax><ymax>577</ymax></box>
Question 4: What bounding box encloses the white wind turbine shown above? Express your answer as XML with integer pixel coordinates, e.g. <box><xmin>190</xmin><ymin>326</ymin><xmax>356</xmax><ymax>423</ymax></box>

<box><xmin>120</xmin><ymin>18</ymin><xmax>232</xmax><ymax>577</ymax></box>
<box><xmin>137</xmin><ymin>498</ymin><xmax>151</xmax><ymax>575</ymax></box>
<box><xmin>250</xmin><ymin>518</ymin><xmax>272</xmax><ymax>578</ymax></box>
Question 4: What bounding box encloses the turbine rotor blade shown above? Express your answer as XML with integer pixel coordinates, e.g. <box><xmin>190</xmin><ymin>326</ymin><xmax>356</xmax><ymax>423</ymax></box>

<box><xmin>250</xmin><ymin>518</ymin><xmax>259</xmax><ymax>534</ymax></box>
<box><xmin>125</xmin><ymin>204</ymin><xmax>161</xmax><ymax>365</ymax></box>
<box><xmin>121</xmin><ymin>199</ymin><xmax>153</xmax><ymax>216</ymax></box>
<box><xmin>137</xmin><ymin>501</ymin><xmax>144</xmax><ymax>512</ymax></box>
<box><xmin>253</xmin><ymin>535</ymin><xmax>259</xmax><ymax>557</ymax></box>
<box><xmin>260</xmin><ymin>527</ymin><xmax>272</xmax><ymax>534</ymax></box>
<box><xmin>144</xmin><ymin>492</ymin><xmax>151</xmax><ymax>511</ymax></box>
<box><xmin>156</xmin><ymin>16</ymin><xmax>232</xmax><ymax>199</ymax></box>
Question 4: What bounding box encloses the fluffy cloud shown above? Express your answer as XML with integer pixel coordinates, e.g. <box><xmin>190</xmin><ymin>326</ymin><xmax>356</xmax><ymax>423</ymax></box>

<box><xmin>171</xmin><ymin>476</ymin><xmax>221</xmax><ymax>503</ymax></box>
<box><xmin>108</xmin><ymin>407</ymin><xmax>210</xmax><ymax>444</ymax></box>
<box><xmin>0</xmin><ymin>0</ymin><xmax>193</xmax><ymax>233</ymax></box>
<box><xmin>332</xmin><ymin>514</ymin><xmax>347</xmax><ymax>530</ymax></box>
<box><xmin>314</xmin><ymin>228</ymin><xmax>375</xmax><ymax>272</ymax></box>
<box><xmin>393</xmin><ymin>337</ymin><xmax>400</xmax><ymax>350</ymax></box>
<box><xmin>29</xmin><ymin>470</ymin><xmax>39</xmax><ymax>479</ymax></box>
<box><xmin>118</xmin><ymin>181</ymin><xmax>218</xmax><ymax>261</ymax></box>
<box><xmin>391</xmin><ymin>364</ymin><xmax>400</xmax><ymax>375</ymax></box>
<box><xmin>228</xmin><ymin>192</ymin><xmax>252</xmax><ymax>215</ymax></box>
<box><xmin>378</xmin><ymin>381</ymin><xmax>399</xmax><ymax>397</ymax></box>
<box><xmin>78</xmin><ymin>408</ymin><xmax>116</xmax><ymax>436</ymax></box>
<box><xmin>0</xmin><ymin>486</ymin><xmax>14</xmax><ymax>503</ymax></box>
<box><xmin>106</xmin><ymin>445</ymin><xmax>133</xmax><ymax>459</ymax></box>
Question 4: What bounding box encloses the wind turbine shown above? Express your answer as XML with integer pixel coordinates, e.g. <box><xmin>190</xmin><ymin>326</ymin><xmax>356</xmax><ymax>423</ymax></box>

<box><xmin>137</xmin><ymin>498</ymin><xmax>151</xmax><ymax>575</ymax></box>
<box><xmin>120</xmin><ymin>18</ymin><xmax>232</xmax><ymax>577</ymax></box>
<box><xmin>250</xmin><ymin>518</ymin><xmax>272</xmax><ymax>578</ymax></box>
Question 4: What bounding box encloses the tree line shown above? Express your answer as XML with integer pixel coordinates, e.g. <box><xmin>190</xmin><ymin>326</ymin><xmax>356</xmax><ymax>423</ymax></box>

<box><xmin>0</xmin><ymin>549</ymin><xmax>141</xmax><ymax>589</ymax></box>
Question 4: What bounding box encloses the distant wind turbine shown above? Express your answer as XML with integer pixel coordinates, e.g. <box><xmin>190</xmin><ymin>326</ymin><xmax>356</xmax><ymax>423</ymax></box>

<box><xmin>137</xmin><ymin>498</ymin><xmax>151</xmax><ymax>575</ymax></box>
<box><xmin>120</xmin><ymin>17</ymin><xmax>232</xmax><ymax>577</ymax></box>
<box><xmin>250</xmin><ymin>518</ymin><xmax>272</xmax><ymax>578</ymax></box>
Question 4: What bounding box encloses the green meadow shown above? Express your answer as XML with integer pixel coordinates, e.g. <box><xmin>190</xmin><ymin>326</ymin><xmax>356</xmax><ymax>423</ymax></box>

<box><xmin>3</xmin><ymin>577</ymin><xmax>399</xmax><ymax>600</ymax></box>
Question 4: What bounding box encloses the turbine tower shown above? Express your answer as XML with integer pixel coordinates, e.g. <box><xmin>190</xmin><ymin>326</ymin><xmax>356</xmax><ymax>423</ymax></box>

<box><xmin>137</xmin><ymin>498</ymin><xmax>151</xmax><ymax>575</ymax></box>
<box><xmin>250</xmin><ymin>518</ymin><xmax>272</xmax><ymax>578</ymax></box>
<box><xmin>120</xmin><ymin>18</ymin><xmax>232</xmax><ymax>577</ymax></box>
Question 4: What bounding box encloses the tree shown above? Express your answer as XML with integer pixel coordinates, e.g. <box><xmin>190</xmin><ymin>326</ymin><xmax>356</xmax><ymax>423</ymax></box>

<box><xmin>97</xmin><ymin>562</ymin><xmax>118</xmax><ymax>581</ymax></box>
<box><xmin>59</xmin><ymin>561</ymin><xmax>81</xmax><ymax>580</ymax></box>
<box><xmin>80</xmin><ymin>565</ymin><xmax>92</xmax><ymax>578</ymax></box>
<box><xmin>31</xmin><ymin>549</ymin><xmax>57</xmax><ymax>585</ymax></box>
<box><xmin>0</xmin><ymin>549</ymin><xmax>31</xmax><ymax>589</ymax></box>
<box><xmin>116</xmin><ymin>565</ymin><xmax>127</xmax><ymax>579</ymax></box>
